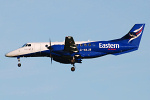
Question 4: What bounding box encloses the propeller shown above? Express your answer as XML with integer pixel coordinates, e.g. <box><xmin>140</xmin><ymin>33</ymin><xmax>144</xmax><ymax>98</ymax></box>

<box><xmin>47</xmin><ymin>39</ymin><xmax>53</xmax><ymax>64</ymax></box>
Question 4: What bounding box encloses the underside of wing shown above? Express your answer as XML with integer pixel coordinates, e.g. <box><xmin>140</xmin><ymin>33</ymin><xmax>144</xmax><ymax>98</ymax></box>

<box><xmin>64</xmin><ymin>36</ymin><xmax>79</xmax><ymax>53</ymax></box>
<box><xmin>48</xmin><ymin>36</ymin><xmax>81</xmax><ymax>64</ymax></box>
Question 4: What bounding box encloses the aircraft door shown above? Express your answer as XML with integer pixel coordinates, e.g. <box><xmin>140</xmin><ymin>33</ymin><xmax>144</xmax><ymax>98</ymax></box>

<box><xmin>34</xmin><ymin>43</ymin><xmax>41</xmax><ymax>53</ymax></box>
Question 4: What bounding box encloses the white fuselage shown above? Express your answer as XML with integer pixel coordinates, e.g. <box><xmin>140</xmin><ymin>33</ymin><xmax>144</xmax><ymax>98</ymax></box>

<box><xmin>5</xmin><ymin>41</ymin><xmax>92</xmax><ymax>57</ymax></box>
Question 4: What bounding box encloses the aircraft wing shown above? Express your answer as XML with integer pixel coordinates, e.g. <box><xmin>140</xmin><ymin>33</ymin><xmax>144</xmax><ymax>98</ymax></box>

<box><xmin>64</xmin><ymin>36</ymin><xmax>79</xmax><ymax>53</ymax></box>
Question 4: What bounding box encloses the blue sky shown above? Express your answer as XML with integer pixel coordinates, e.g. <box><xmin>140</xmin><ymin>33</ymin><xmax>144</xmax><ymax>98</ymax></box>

<box><xmin>0</xmin><ymin>0</ymin><xmax>150</xmax><ymax>100</ymax></box>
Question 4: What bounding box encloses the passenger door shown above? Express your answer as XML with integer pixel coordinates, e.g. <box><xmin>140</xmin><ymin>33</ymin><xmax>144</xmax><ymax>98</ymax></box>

<box><xmin>34</xmin><ymin>43</ymin><xmax>41</xmax><ymax>53</ymax></box>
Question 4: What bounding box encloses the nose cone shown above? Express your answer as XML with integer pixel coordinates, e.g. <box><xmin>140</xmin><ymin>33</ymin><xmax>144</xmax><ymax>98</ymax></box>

<box><xmin>5</xmin><ymin>53</ymin><xmax>9</xmax><ymax>57</ymax></box>
<box><xmin>5</xmin><ymin>50</ymin><xmax>19</xmax><ymax>57</ymax></box>
<box><xmin>5</xmin><ymin>52</ymin><xmax>14</xmax><ymax>57</ymax></box>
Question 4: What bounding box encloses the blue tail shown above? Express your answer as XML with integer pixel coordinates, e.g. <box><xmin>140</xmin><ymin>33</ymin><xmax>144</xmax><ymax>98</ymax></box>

<box><xmin>112</xmin><ymin>24</ymin><xmax>145</xmax><ymax>55</ymax></box>
<box><xmin>121</xmin><ymin>24</ymin><xmax>145</xmax><ymax>47</ymax></box>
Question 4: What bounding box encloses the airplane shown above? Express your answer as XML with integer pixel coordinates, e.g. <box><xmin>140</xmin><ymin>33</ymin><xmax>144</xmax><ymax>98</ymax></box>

<box><xmin>5</xmin><ymin>24</ymin><xmax>145</xmax><ymax>72</ymax></box>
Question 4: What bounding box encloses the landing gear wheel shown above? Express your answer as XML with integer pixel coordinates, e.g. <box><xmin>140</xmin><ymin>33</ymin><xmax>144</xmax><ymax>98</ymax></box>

<box><xmin>71</xmin><ymin>67</ymin><xmax>75</xmax><ymax>72</ymax></box>
<box><xmin>17</xmin><ymin>57</ymin><xmax>21</xmax><ymax>67</ymax></box>
<box><xmin>18</xmin><ymin>63</ymin><xmax>21</xmax><ymax>67</ymax></box>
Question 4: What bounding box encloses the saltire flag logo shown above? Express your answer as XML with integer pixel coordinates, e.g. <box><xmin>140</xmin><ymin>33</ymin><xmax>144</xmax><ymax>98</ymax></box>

<box><xmin>128</xmin><ymin>25</ymin><xmax>143</xmax><ymax>43</ymax></box>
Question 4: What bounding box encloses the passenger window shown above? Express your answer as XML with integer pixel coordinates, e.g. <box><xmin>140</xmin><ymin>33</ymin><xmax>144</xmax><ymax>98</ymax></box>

<box><xmin>84</xmin><ymin>44</ymin><xmax>87</xmax><ymax>46</ymax></box>
<box><xmin>80</xmin><ymin>44</ymin><xmax>83</xmax><ymax>46</ymax></box>
<box><xmin>88</xmin><ymin>43</ymin><xmax>91</xmax><ymax>46</ymax></box>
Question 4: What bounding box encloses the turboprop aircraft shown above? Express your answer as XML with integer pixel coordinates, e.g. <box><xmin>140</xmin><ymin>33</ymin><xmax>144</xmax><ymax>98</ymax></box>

<box><xmin>5</xmin><ymin>24</ymin><xmax>145</xmax><ymax>71</ymax></box>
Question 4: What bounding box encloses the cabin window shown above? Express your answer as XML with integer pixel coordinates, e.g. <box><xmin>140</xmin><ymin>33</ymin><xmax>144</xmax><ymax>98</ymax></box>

<box><xmin>88</xmin><ymin>43</ymin><xmax>91</xmax><ymax>46</ymax></box>
<box><xmin>80</xmin><ymin>44</ymin><xmax>83</xmax><ymax>46</ymax></box>
<box><xmin>84</xmin><ymin>44</ymin><xmax>87</xmax><ymax>46</ymax></box>
<box><xmin>76</xmin><ymin>44</ymin><xmax>79</xmax><ymax>46</ymax></box>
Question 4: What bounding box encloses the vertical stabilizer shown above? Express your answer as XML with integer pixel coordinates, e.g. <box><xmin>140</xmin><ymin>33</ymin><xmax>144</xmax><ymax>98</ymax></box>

<box><xmin>121</xmin><ymin>24</ymin><xmax>145</xmax><ymax>47</ymax></box>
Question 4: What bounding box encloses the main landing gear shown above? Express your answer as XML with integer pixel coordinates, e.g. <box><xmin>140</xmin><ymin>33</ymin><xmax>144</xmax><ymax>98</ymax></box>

<box><xmin>71</xmin><ymin>65</ymin><xmax>75</xmax><ymax>72</ymax></box>
<box><xmin>71</xmin><ymin>56</ymin><xmax>76</xmax><ymax>72</ymax></box>
<box><xmin>17</xmin><ymin>57</ymin><xmax>21</xmax><ymax>67</ymax></box>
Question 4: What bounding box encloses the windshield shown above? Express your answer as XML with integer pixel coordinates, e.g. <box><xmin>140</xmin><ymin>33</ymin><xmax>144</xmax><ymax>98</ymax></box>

<box><xmin>22</xmin><ymin>43</ymin><xmax>27</xmax><ymax>47</ymax></box>
<box><xmin>22</xmin><ymin>43</ymin><xmax>31</xmax><ymax>47</ymax></box>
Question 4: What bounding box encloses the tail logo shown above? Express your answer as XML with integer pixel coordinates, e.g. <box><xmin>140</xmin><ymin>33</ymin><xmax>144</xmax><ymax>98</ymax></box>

<box><xmin>128</xmin><ymin>25</ymin><xmax>143</xmax><ymax>43</ymax></box>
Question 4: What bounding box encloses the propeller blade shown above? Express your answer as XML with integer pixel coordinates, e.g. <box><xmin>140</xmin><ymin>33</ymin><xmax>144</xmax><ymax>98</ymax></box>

<box><xmin>51</xmin><ymin>57</ymin><xmax>52</xmax><ymax>64</ymax></box>
<box><xmin>49</xmin><ymin>38</ymin><xmax>52</xmax><ymax>64</ymax></box>
<box><xmin>49</xmin><ymin>38</ymin><xmax>51</xmax><ymax>47</ymax></box>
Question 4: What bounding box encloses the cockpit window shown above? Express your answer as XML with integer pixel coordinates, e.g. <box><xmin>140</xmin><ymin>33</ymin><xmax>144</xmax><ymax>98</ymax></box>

<box><xmin>28</xmin><ymin>44</ymin><xmax>31</xmax><ymax>46</ymax></box>
<box><xmin>22</xmin><ymin>44</ymin><xmax>31</xmax><ymax>47</ymax></box>
<box><xmin>22</xmin><ymin>44</ymin><xmax>27</xmax><ymax>47</ymax></box>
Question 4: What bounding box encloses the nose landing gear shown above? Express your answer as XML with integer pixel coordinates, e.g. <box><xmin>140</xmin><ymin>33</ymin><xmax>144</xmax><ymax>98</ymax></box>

<box><xmin>17</xmin><ymin>57</ymin><xmax>21</xmax><ymax>67</ymax></box>
<box><xmin>18</xmin><ymin>63</ymin><xmax>21</xmax><ymax>67</ymax></box>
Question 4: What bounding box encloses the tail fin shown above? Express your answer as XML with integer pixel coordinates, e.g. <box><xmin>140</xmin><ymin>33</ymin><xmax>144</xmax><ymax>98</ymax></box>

<box><xmin>121</xmin><ymin>24</ymin><xmax>145</xmax><ymax>47</ymax></box>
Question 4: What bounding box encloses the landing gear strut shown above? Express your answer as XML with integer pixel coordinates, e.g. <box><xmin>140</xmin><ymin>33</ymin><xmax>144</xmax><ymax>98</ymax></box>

<box><xmin>71</xmin><ymin>56</ymin><xmax>75</xmax><ymax>72</ymax></box>
<box><xmin>17</xmin><ymin>57</ymin><xmax>21</xmax><ymax>67</ymax></box>
<box><xmin>71</xmin><ymin>62</ymin><xmax>75</xmax><ymax>72</ymax></box>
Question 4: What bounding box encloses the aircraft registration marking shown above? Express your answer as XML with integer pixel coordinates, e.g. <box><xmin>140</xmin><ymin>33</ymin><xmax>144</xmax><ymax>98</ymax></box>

<box><xmin>80</xmin><ymin>48</ymin><xmax>91</xmax><ymax>51</ymax></box>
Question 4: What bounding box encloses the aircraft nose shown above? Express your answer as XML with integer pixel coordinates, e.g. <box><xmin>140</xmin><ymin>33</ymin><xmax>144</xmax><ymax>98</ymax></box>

<box><xmin>5</xmin><ymin>50</ymin><xmax>18</xmax><ymax>57</ymax></box>
<box><xmin>5</xmin><ymin>53</ymin><xmax>8</xmax><ymax>57</ymax></box>
<box><xmin>5</xmin><ymin>52</ymin><xmax>13</xmax><ymax>57</ymax></box>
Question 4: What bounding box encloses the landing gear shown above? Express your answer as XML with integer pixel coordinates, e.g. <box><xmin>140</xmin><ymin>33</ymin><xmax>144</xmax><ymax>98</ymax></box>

<box><xmin>71</xmin><ymin>56</ymin><xmax>76</xmax><ymax>72</ymax></box>
<box><xmin>17</xmin><ymin>57</ymin><xmax>21</xmax><ymax>67</ymax></box>
<box><xmin>71</xmin><ymin>62</ymin><xmax>76</xmax><ymax>72</ymax></box>
<box><xmin>18</xmin><ymin>63</ymin><xmax>21</xmax><ymax>67</ymax></box>
<box><xmin>71</xmin><ymin>67</ymin><xmax>75</xmax><ymax>72</ymax></box>
<box><xmin>70</xmin><ymin>56</ymin><xmax>75</xmax><ymax>64</ymax></box>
